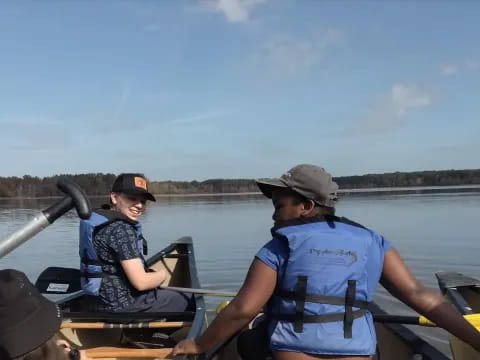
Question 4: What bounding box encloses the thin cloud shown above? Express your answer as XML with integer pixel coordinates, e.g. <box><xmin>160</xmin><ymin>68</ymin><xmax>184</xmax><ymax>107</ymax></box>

<box><xmin>164</xmin><ymin>113</ymin><xmax>220</xmax><ymax>126</ymax></box>
<box><xmin>347</xmin><ymin>83</ymin><xmax>432</xmax><ymax>135</ymax></box>
<box><xmin>200</xmin><ymin>0</ymin><xmax>267</xmax><ymax>23</ymax></box>
<box><xmin>441</xmin><ymin>64</ymin><xmax>458</xmax><ymax>76</ymax></box>
<box><xmin>252</xmin><ymin>29</ymin><xmax>341</xmax><ymax>81</ymax></box>
<box><xmin>440</xmin><ymin>60</ymin><xmax>479</xmax><ymax>76</ymax></box>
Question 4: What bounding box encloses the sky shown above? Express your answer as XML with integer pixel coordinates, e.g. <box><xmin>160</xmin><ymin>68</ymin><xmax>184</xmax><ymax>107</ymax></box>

<box><xmin>1</xmin><ymin>0</ymin><xmax>479</xmax><ymax>181</ymax></box>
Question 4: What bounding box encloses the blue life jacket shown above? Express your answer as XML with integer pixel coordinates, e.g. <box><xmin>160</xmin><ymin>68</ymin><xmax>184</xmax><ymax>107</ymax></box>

<box><xmin>79</xmin><ymin>208</ymin><xmax>148</xmax><ymax>296</ymax></box>
<box><xmin>268</xmin><ymin>216</ymin><xmax>385</xmax><ymax>356</ymax></box>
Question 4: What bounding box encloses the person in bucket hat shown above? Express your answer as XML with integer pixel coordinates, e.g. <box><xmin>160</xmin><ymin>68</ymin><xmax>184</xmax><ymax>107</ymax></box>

<box><xmin>0</xmin><ymin>269</ymin><xmax>88</xmax><ymax>360</ymax></box>
<box><xmin>173</xmin><ymin>164</ymin><xmax>480</xmax><ymax>359</ymax></box>
<box><xmin>79</xmin><ymin>173</ymin><xmax>190</xmax><ymax>313</ymax></box>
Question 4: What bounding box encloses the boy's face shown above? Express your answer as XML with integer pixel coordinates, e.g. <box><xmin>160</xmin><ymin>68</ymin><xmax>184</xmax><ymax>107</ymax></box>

<box><xmin>271</xmin><ymin>189</ymin><xmax>307</xmax><ymax>222</ymax></box>
<box><xmin>111</xmin><ymin>192</ymin><xmax>147</xmax><ymax>221</ymax></box>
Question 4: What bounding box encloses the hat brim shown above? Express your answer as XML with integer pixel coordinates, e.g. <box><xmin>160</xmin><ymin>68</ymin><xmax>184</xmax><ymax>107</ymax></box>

<box><xmin>1</xmin><ymin>297</ymin><xmax>62</xmax><ymax>358</ymax></box>
<box><xmin>255</xmin><ymin>178</ymin><xmax>288</xmax><ymax>198</ymax></box>
<box><xmin>122</xmin><ymin>189</ymin><xmax>156</xmax><ymax>202</ymax></box>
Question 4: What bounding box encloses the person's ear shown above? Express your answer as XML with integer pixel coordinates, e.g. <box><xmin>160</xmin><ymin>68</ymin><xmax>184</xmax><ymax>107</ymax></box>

<box><xmin>111</xmin><ymin>192</ymin><xmax>118</xmax><ymax>205</ymax></box>
<box><xmin>300</xmin><ymin>200</ymin><xmax>315</xmax><ymax>216</ymax></box>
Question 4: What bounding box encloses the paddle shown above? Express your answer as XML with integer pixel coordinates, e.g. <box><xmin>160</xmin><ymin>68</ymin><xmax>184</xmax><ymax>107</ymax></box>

<box><xmin>0</xmin><ymin>177</ymin><xmax>91</xmax><ymax>259</ymax></box>
<box><xmin>61</xmin><ymin>320</ymin><xmax>190</xmax><ymax>329</ymax></box>
<box><xmin>35</xmin><ymin>266</ymin><xmax>237</xmax><ymax>297</ymax></box>
<box><xmin>373</xmin><ymin>314</ymin><xmax>480</xmax><ymax>327</ymax></box>
<box><xmin>85</xmin><ymin>347</ymin><xmax>172</xmax><ymax>359</ymax></box>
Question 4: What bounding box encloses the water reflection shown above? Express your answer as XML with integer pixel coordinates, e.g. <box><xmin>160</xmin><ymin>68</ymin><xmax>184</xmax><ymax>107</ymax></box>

<box><xmin>1</xmin><ymin>192</ymin><xmax>479</xmax><ymax>357</ymax></box>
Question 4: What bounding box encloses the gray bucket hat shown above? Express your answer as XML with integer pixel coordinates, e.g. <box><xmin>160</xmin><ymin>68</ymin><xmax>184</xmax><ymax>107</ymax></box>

<box><xmin>256</xmin><ymin>164</ymin><xmax>338</xmax><ymax>207</ymax></box>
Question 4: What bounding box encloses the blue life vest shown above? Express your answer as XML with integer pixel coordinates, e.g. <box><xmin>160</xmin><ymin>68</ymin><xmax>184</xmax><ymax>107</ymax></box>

<box><xmin>79</xmin><ymin>208</ymin><xmax>147</xmax><ymax>296</ymax></box>
<box><xmin>268</xmin><ymin>216</ymin><xmax>386</xmax><ymax>356</ymax></box>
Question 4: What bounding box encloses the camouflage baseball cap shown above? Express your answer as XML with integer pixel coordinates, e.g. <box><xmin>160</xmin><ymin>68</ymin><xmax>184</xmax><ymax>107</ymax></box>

<box><xmin>256</xmin><ymin>164</ymin><xmax>338</xmax><ymax>207</ymax></box>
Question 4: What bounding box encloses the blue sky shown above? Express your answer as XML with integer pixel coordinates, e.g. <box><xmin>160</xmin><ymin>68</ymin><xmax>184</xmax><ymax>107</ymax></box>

<box><xmin>1</xmin><ymin>1</ymin><xmax>479</xmax><ymax>181</ymax></box>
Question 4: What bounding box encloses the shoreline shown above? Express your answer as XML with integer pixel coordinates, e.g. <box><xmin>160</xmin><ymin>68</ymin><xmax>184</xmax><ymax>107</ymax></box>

<box><xmin>1</xmin><ymin>185</ymin><xmax>480</xmax><ymax>200</ymax></box>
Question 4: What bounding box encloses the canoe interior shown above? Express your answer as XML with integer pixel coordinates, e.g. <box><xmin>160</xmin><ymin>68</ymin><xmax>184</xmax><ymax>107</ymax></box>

<box><xmin>436</xmin><ymin>271</ymin><xmax>480</xmax><ymax>360</ymax></box>
<box><xmin>207</xmin><ymin>303</ymin><xmax>449</xmax><ymax>360</ymax></box>
<box><xmin>55</xmin><ymin>237</ymin><xmax>206</xmax><ymax>360</ymax></box>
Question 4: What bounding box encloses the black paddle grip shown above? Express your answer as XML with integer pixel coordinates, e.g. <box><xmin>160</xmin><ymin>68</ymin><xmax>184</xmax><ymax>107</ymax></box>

<box><xmin>43</xmin><ymin>177</ymin><xmax>92</xmax><ymax>223</ymax></box>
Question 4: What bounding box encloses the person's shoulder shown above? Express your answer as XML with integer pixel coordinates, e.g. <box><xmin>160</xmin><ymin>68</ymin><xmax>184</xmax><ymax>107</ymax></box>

<box><xmin>336</xmin><ymin>216</ymin><xmax>384</xmax><ymax>238</ymax></box>
<box><xmin>101</xmin><ymin>220</ymin><xmax>136</xmax><ymax>237</ymax></box>
<box><xmin>335</xmin><ymin>216</ymin><xmax>392</xmax><ymax>250</ymax></box>
<box><xmin>335</xmin><ymin>216</ymin><xmax>368</xmax><ymax>230</ymax></box>
<box><xmin>263</xmin><ymin>237</ymin><xmax>288</xmax><ymax>252</ymax></box>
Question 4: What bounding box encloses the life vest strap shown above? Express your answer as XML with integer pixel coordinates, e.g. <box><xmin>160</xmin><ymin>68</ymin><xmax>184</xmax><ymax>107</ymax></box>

<box><xmin>80</xmin><ymin>272</ymin><xmax>120</xmax><ymax>279</ymax></box>
<box><xmin>275</xmin><ymin>278</ymin><xmax>371</xmax><ymax>337</ymax></box>
<box><xmin>275</xmin><ymin>289</ymin><xmax>370</xmax><ymax>309</ymax></box>
<box><xmin>81</xmin><ymin>259</ymin><xmax>103</xmax><ymax>266</ymax></box>
<box><xmin>294</xmin><ymin>276</ymin><xmax>308</xmax><ymax>332</ymax></box>
<box><xmin>271</xmin><ymin>309</ymin><xmax>368</xmax><ymax>325</ymax></box>
<box><xmin>344</xmin><ymin>279</ymin><xmax>356</xmax><ymax>338</ymax></box>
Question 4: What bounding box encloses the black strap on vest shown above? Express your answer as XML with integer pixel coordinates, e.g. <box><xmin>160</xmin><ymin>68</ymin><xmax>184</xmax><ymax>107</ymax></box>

<box><xmin>344</xmin><ymin>280</ymin><xmax>356</xmax><ymax>338</ymax></box>
<box><xmin>273</xmin><ymin>277</ymin><xmax>370</xmax><ymax>338</ymax></box>
<box><xmin>141</xmin><ymin>235</ymin><xmax>148</xmax><ymax>256</ymax></box>
<box><xmin>294</xmin><ymin>276</ymin><xmax>308</xmax><ymax>332</ymax></box>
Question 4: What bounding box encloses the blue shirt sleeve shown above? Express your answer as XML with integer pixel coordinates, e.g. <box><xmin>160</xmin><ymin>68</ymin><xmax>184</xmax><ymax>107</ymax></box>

<box><xmin>379</xmin><ymin>234</ymin><xmax>392</xmax><ymax>252</ymax></box>
<box><xmin>255</xmin><ymin>237</ymin><xmax>289</xmax><ymax>272</ymax></box>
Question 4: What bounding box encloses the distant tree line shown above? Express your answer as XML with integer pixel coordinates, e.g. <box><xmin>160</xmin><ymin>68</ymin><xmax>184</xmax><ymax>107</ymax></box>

<box><xmin>335</xmin><ymin>169</ymin><xmax>480</xmax><ymax>189</ymax></box>
<box><xmin>0</xmin><ymin>169</ymin><xmax>479</xmax><ymax>198</ymax></box>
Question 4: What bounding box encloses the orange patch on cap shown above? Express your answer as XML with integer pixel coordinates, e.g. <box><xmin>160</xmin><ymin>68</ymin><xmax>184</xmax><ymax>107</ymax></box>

<box><xmin>134</xmin><ymin>177</ymin><xmax>147</xmax><ymax>190</ymax></box>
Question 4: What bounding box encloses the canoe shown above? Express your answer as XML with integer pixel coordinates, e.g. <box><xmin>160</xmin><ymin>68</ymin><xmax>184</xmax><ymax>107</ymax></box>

<box><xmin>51</xmin><ymin>236</ymin><xmax>207</xmax><ymax>360</ymax></box>
<box><xmin>46</xmin><ymin>236</ymin><xmax>449</xmax><ymax>360</ymax></box>
<box><xmin>205</xmin><ymin>301</ymin><xmax>449</xmax><ymax>360</ymax></box>
<box><xmin>436</xmin><ymin>271</ymin><xmax>480</xmax><ymax>359</ymax></box>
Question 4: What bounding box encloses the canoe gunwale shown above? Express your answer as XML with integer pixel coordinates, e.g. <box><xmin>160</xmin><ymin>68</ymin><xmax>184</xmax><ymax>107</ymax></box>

<box><xmin>435</xmin><ymin>271</ymin><xmax>480</xmax><ymax>360</ymax></box>
<box><xmin>436</xmin><ymin>271</ymin><xmax>479</xmax><ymax>315</ymax></box>
<box><xmin>183</xmin><ymin>238</ymin><xmax>207</xmax><ymax>341</ymax></box>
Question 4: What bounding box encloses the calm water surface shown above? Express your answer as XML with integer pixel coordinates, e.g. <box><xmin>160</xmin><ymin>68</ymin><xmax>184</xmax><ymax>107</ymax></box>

<box><xmin>1</xmin><ymin>192</ymin><xmax>480</xmax><ymax>357</ymax></box>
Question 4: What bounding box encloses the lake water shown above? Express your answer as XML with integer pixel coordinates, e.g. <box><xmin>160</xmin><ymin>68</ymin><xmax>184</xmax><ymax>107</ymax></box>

<box><xmin>1</xmin><ymin>191</ymin><xmax>480</xmax><ymax>357</ymax></box>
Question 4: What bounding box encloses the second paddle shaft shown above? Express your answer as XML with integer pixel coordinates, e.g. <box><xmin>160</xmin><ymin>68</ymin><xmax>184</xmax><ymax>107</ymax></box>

<box><xmin>163</xmin><ymin>285</ymin><xmax>237</xmax><ymax>297</ymax></box>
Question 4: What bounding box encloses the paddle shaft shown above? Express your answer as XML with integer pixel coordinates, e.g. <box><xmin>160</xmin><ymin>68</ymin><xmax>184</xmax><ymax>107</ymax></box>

<box><xmin>0</xmin><ymin>211</ymin><xmax>51</xmax><ymax>258</ymax></box>
<box><xmin>375</xmin><ymin>313</ymin><xmax>480</xmax><ymax>327</ymax></box>
<box><xmin>374</xmin><ymin>314</ymin><xmax>434</xmax><ymax>326</ymax></box>
<box><xmin>35</xmin><ymin>266</ymin><xmax>238</xmax><ymax>296</ymax></box>
<box><xmin>61</xmin><ymin>321</ymin><xmax>190</xmax><ymax>329</ymax></box>
<box><xmin>85</xmin><ymin>347</ymin><xmax>172</xmax><ymax>359</ymax></box>
<box><xmin>163</xmin><ymin>285</ymin><xmax>236</xmax><ymax>297</ymax></box>
<box><xmin>0</xmin><ymin>178</ymin><xmax>91</xmax><ymax>259</ymax></box>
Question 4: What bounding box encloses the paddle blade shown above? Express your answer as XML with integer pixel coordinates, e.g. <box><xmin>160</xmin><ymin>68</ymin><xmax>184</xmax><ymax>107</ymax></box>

<box><xmin>35</xmin><ymin>266</ymin><xmax>81</xmax><ymax>294</ymax></box>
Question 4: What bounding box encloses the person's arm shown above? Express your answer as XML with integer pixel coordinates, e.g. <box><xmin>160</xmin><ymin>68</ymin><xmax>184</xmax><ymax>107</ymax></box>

<box><xmin>172</xmin><ymin>259</ymin><xmax>277</xmax><ymax>355</ymax></box>
<box><xmin>381</xmin><ymin>248</ymin><xmax>480</xmax><ymax>351</ymax></box>
<box><xmin>121</xmin><ymin>258</ymin><xmax>167</xmax><ymax>291</ymax></box>
<box><xmin>110</xmin><ymin>223</ymin><xmax>167</xmax><ymax>291</ymax></box>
